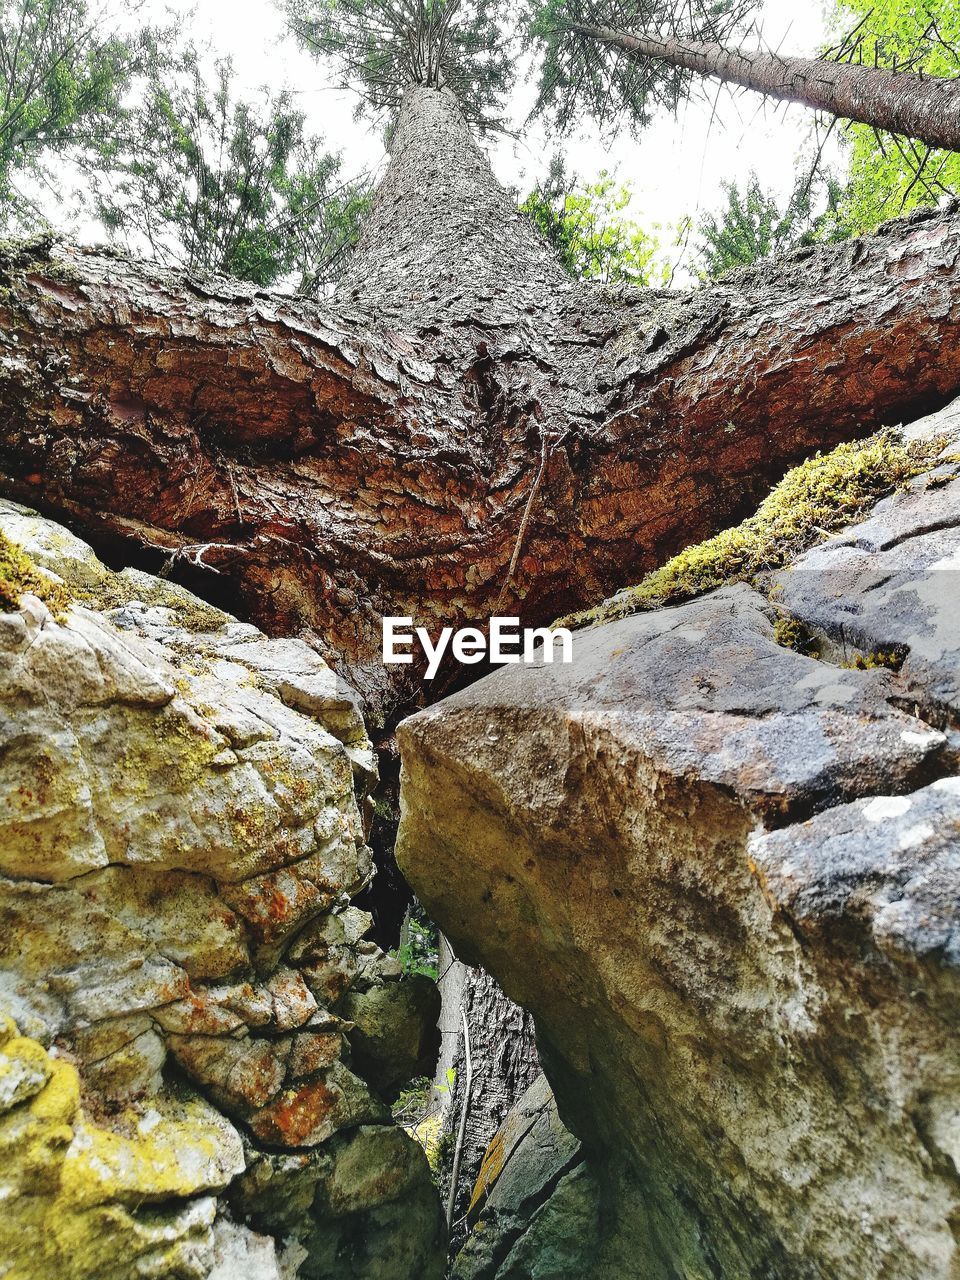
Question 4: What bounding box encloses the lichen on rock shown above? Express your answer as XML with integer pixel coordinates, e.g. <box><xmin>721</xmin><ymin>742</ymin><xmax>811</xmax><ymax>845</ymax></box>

<box><xmin>0</xmin><ymin>502</ymin><xmax>445</xmax><ymax>1279</ymax></box>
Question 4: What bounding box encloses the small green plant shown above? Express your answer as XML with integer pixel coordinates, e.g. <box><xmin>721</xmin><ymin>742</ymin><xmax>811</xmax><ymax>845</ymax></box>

<box><xmin>391</xmin><ymin>1077</ymin><xmax>430</xmax><ymax>1126</ymax></box>
<box><xmin>392</xmin><ymin>905</ymin><xmax>440</xmax><ymax>980</ymax></box>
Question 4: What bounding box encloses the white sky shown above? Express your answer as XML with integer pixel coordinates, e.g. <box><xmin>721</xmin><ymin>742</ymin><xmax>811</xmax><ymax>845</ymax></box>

<box><xmin>102</xmin><ymin>0</ymin><xmax>843</xmax><ymax>278</ymax></box>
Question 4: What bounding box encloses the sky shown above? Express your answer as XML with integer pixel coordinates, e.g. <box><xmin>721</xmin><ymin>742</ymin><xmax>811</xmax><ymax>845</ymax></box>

<box><xmin>104</xmin><ymin>0</ymin><xmax>842</xmax><ymax>280</ymax></box>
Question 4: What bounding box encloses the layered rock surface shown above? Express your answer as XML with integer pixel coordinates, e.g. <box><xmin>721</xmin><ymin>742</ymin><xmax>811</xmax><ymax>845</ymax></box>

<box><xmin>0</xmin><ymin>500</ymin><xmax>444</xmax><ymax>1279</ymax></box>
<box><xmin>397</xmin><ymin>404</ymin><xmax>960</xmax><ymax>1278</ymax></box>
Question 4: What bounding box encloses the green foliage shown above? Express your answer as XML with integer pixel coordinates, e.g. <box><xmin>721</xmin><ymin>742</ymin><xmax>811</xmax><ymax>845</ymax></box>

<box><xmin>392</xmin><ymin>905</ymin><xmax>440</xmax><ymax>980</ymax></box>
<box><xmin>391</xmin><ymin>1076</ymin><xmax>431</xmax><ymax>1124</ymax></box>
<box><xmin>0</xmin><ymin>0</ymin><xmax>142</xmax><ymax>222</ymax></box>
<box><xmin>696</xmin><ymin>170</ymin><xmax>849</xmax><ymax>279</ymax></box>
<box><xmin>524</xmin><ymin>0</ymin><xmax>754</xmax><ymax>134</ymax></box>
<box><xmin>561</xmin><ymin>429</ymin><xmax>945</xmax><ymax>629</ymax></box>
<box><xmin>287</xmin><ymin>0</ymin><xmax>516</xmax><ymax>130</ymax></box>
<box><xmin>521</xmin><ymin>155</ymin><xmax>668</xmax><ymax>284</ymax></box>
<box><xmin>831</xmin><ymin>0</ymin><xmax>960</xmax><ymax>234</ymax></box>
<box><xmin>88</xmin><ymin>47</ymin><xmax>369</xmax><ymax>289</ymax></box>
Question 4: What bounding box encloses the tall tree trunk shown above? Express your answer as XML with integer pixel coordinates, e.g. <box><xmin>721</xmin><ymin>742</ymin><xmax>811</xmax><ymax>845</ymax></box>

<box><xmin>2</xmin><ymin>78</ymin><xmax>960</xmax><ymax>1252</ymax></box>
<box><xmin>568</xmin><ymin>25</ymin><xmax>960</xmax><ymax>150</ymax></box>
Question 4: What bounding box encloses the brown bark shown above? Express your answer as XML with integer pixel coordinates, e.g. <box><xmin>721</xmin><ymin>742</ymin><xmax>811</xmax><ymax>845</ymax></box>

<box><xmin>571</xmin><ymin>25</ymin><xmax>960</xmax><ymax>151</ymax></box>
<box><xmin>2</xmin><ymin>87</ymin><xmax>960</xmax><ymax>722</ymax></box>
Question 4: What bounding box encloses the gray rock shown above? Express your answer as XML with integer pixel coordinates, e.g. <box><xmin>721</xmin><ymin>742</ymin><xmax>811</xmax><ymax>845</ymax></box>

<box><xmin>774</xmin><ymin>470</ymin><xmax>960</xmax><ymax>721</ymax></box>
<box><xmin>233</xmin><ymin>1125</ymin><xmax>446</xmax><ymax>1280</ymax></box>
<box><xmin>398</xmin><ymin>479</ymin><xmax>960</xmax><ymax>1277</ymax></box>
<box><xmin>339</xmin><ymin>974</ymin><xmax>442</xmax><ymax>1100</ymax></box>
<box><xmin>453</xmin><ymin>1074</ymin><xmax>598</xmax><ymax>1280</ymax></box>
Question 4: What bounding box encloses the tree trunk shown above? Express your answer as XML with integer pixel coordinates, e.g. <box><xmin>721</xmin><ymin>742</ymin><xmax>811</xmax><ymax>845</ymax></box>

<box><xmin>2</xmin><ymin>75</ymin><xmax>960</xmax><ymax>1261</ymax></box>
<box><xmin>440</xmin><ymin>964</ymin><xmax>540</xmax><ymax>1250</ymax></box>
<box><xmin>2</xmin><ymin>90</ymin><xmax>960</xmax><ymax>723</ymax></box>
<box><xmin>569</xmin><ymin>25</ymin><xmax>960</xmax><ymax>151</ymax></box>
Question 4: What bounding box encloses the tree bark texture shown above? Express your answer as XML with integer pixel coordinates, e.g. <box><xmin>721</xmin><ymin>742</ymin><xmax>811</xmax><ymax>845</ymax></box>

<box><xmin>439</xmin><ymin>964</ymin><xmax>540</xmax><ymax>1249</ymax></box>
<box><xmin>2</xmin><ymin>87</ymin><xmax>960</xmax><ymax>720</ymax></box>
<box><xmin>572</xmin><ymin>25</ymin><xmax>960</xmax><ymax>151</ymax></box>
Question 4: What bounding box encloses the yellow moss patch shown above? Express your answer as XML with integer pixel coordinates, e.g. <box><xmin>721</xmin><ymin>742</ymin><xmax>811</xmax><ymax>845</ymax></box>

<box><xmin>561</xmin><ymin>430</ymin><xmax>946</xmax><ymax>631</ymax></box>
<box><xmin>0</xmin><ymin>529</ymin><xmax>70</xmax><ymax>617</ymax></box>
<box><xmin>772</xmin><ymin>616</ymin><xmax>822</xmax><ymax>659</ymax></box>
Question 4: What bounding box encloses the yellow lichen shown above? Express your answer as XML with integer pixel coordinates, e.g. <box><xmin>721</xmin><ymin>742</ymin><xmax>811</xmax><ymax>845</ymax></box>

<box><xmin>560</xmin><ymin>430</ymin><xmax>946</xmax><ymax>630</ymax></box>
<box><xmin>0</xmin><ymin>1020</ymin><xmax>243</xmax><ymax>1280</ymax></box>
<box><xmin>0</xmin><ymin>529</ymin><xmax>70</xmax><ymax>618</ymax></box>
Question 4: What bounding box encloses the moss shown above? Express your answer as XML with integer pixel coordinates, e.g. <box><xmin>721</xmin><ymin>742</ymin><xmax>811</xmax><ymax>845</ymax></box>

<box><xmin>843</xmin><ymin>645</ymin><xmax>908</xmax><ymax>673</ymax></box>
<box><xmin>561</xmin><ymin>430</ymin><xmax>946</xmax><ymax>631</ymax></box>
<box><xmin>773</xmin><ymin>615</ymin><xmax>822</xmax><ymax>659</ymax></box>
<box><xmin>74</xmin><ymin>571</ymin><xmax>230</xmax><ymax>633</ymax></box>
<box><xmin>0</xmin><ymin>529</ymin><xmax>70</xmax><ymax>618</ymax></box>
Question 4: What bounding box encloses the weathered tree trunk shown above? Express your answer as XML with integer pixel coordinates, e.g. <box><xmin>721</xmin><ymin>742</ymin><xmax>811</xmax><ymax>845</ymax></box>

<box><xmin>440</xmin><ymin>965</ymin><xmax>540</xmax><ymax>1249</ymax></box>
<box><xmin>3</xmin><ymin>86</ymin><xmax>960</xmax><ymax>722</ymax></box>
<box><xmin>569</xmin><ymin>25</ymin><xmax>960</xmax><ymax>150</ymax></box>
<box><xmin>3</xmin><ymin>75</ymin><xmax>960</xmax><ymax>1256</ymax></box>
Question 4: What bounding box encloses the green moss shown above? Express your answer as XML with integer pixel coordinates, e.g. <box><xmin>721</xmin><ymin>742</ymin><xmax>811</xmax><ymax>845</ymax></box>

<box><xmin>843</xmin><ymin>645</ymin><xmax>908</xmax><ymax>673</ymax></box>
<box><xmin>561</xmin><ymin>430</ymin><xmax>946</xmax><ymax>631</ymax></box>
<box><xmin>773</xmin><ymin>615</ymin><xmax>821</xmax><ymax>659</ymax></box>
<box><xmin>0</xmin><ymin>530</ymin><xmax>70</xmax><ymax>618</ymax></box>
<box><xmin>74</xmin><ymin>572</ymin><xmax>230</xmax><ymax>633</ymax></box>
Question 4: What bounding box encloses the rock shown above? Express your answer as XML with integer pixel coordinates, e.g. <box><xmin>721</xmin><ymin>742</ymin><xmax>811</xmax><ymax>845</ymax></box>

<box><xmin>340</xmin><ymin>974</ymin><xmax>442</xmax><ymax>1099</ymax></box>
<box><xmin>0</xmin><ymin>502</ymin><xmax>445</xmax><ymax>1279</ymax></box>
<box><xmin>207</xmin><ymin>1219</ymin><xmax>289</xmax><ymax>1280</ymax></box>
<box><xmin>774</xmin><ymin>469</ymin><xmax>960</xmax><ymax>722</ymax></box>
<box><xmin>233</xmin><ymin>1125</ymin><xmax>447</xmax><ymax>1280</ymax></box>
<box><xmin>397</xmin><ymin>440</ymin><xmax>960</xmax><ymax>1278</ymax></box>
<box><xmin>453</xmin><ymin>1074</ymin><xmax>599</xmax><ymax>1280</ymax></box>
<box><xmin>0</xmin><ymin>1022</ymin><xmax>244</xmax><ymax>1280</ymax></box>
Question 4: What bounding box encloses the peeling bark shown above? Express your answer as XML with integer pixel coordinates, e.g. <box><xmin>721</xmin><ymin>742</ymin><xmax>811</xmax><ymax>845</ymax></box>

<box><xmin>2</xmin><ymin>87</ymin><xmax>960</xmax><ymax>720</ymax></box>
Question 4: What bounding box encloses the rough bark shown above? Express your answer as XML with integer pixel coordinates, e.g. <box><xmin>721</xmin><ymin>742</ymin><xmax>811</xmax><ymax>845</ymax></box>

<box><xmin>2</xmin><ymin>87</ymin><xmax>960</xmax><ymax>726</ymax></box>
<box><xmin>571</xmin><ymin>25</ymin><xmax>960</xmax><ymax>151</ymax></box>
<box><xmin>440</xmin><ymin>965</ymin><xmax>540</xmax><ymax>1250</ymax></box>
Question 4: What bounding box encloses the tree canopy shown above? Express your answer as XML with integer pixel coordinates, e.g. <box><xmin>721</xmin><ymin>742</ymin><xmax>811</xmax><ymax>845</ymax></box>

<box><xmin>832</xmin><ymin>0</ymin><xmax>960</xmax><ymax>235</ymax></box>
<box><xmin>695</xmin><ymin>171</ymin><xmax>848</xmax><ymax>279</ymax></box>
<box><xmin>287</xmin><ymin>0</ymin><xmax>517</xmax><ymax>131</ymax></box>
<box><xmin>526</xmin><ymin>0</ymin><xmax>755</xmax><ymax>133</ymax></box>
<box><xmin>521</xmin><ymin>156</ymin><xmax>668</xmax><ymax>285</ymax></box>
<box><xmin>0</xmin><ymin>0</ymin><xmax>143</xmax><ymax>220</ymax></box>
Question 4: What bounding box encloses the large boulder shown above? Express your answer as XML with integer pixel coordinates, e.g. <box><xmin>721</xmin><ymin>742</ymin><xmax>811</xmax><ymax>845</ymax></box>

<box><xmin>0</xmin><ymin>500</ymin><xmax>445</xmax><ymax>1280</ymax></box>
<box><xmin>397</xmin><ymin>408</ymin><xmax>960</xmax><ymax>1278</ymax></box>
